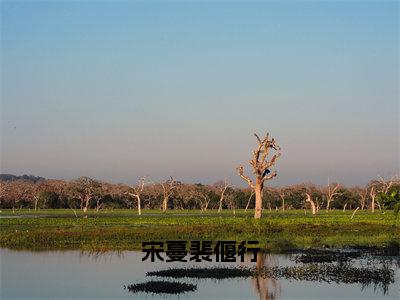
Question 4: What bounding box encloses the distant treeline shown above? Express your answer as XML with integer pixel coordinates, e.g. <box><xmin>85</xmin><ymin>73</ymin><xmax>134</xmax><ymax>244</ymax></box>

<box><xmin>0</xmin><ymin>174</ymin><xmax>399</xmax><ymax>211</ymax></box>
<box><xmin>0</xmin><ymin>174</ymin><xmax>45</xmax><ymax>183</ymax></box>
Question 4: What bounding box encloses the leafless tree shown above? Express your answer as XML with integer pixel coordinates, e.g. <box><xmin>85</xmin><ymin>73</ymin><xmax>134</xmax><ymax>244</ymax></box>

<box><xmin>69</xmin><ymin>177</ymin><xmax>102</xmax><ymax>214</ymax></box>
<box><xmin>351</xmin><ymin>186</ymin><xmax>368</xmax><ymax>210</ymax></box>
<box><xmin>160</xmin><ymin>177</ymin><xmax>176</xmax><ymax>212</ymax></box>
<box><xmin>325</xmin><ymin>180</ymin><xmax>340</xmax><ymax>211</ymax></box>
<box><xmin>216</xmin><ymin>178</ymin><xmax>230</xmax><ymax>213</ymax></box>
<box><xmin>192</xmin><ymin>184</ymin><xmax>212</xmax><ymax>212</ymax></box>
<box><xmin>128</xmin><ymin>177</ymin><xmax>147</xmax><ymax>215</ymax></box>
<box><xmin>244</xmin><ymin>189</ymin><xmax>255</xmax><ymax>212</ymax></box>
<box><xmin>369</xmin><ymin>185</ymin><xmax>377</xmax><ymax>213</ymax></box>
<box><xmin>237</xmin><ymin>133</ymin><xmax>281</xmax><ymax>219</ymax></box>
<box><xmin>225</xmin><ymin>192</ymin><xmax>237</xmax><ymax>215</ymax></box>
<box><xmin>378</xmin><ymin>175</ymin><xmax>398</xmax><ymax>194</ymax></box>
<box><xmin>305</xmin><ymin>193</ymin><xmax>317</xmax><ymax>215</ymax></box>
<box><xmin>277</xmin><ymin>186</ymin><xmax>292</xmax><ymax>212</ymax></box>
<box><xmin>369</xmin><ymin>175</ymin><xmax>398</xmax><ymax>212</ymax></box>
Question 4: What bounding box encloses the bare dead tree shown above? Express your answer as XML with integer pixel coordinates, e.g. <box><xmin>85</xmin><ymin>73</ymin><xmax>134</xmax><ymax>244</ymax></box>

<box><xmin>370</xmin><ymin>186</ymin><xmax>377</xmax><ymax>213</ymax></box>
<box><xmin>244</xmin><ymin>189</ymin><xmax>255</xmax><ymax>212</ymax></box>
<box><xmin>277</xmin><ymin>188</ymin><xmax>287</xmax><ymax>212</ymax></box>
<box><xmin>305</xmin><ymin>193</ymin><xmax>316</xmax><ymax>215</ymax></box>
<box><xmin>224</xmin><ymin>192</ymin><xmax>237</xmax><ymax>216</ymax></box>
<box><xmin>128</xmin><ymin>177</ymin><xmax>147</xmax><ymax>215</ymax></box>
<box><xmin>70</xmin><ymin>177</ymin><xmax>102</xmax><ymax>215</ymax></box>
<box><xmin>160</xmin><ymin>176</ymin><xmax>176</xmax><ymax>212</ymax></box>
<box><xmin>193</xmin><ymin>185</ymin><xmax>212</xmax><ymax>212</ymax></box>
<box><xmin>366</xmin><ymin>176</ymin><xmax>398</xmax><ymax>213</ymax></box>
<box><xmin>237</xmin><ymin>133</ymin><xmax>281</xmax><ymax>219</ymax></box>
<box><xmin>315</xmin><ymin>196</ymin><xmax>321</xmax><ymax>213</ymax></box>
<box><xmin>352</xmin><ymin>186</ymin><xmax>368</xmax><ymax>210</ymax></box>
<box><xmin>216</xmin><ymin>178</ymin><xmax>230</xmax><ymax>213</ymax></box>
<box><xmin>325</xmin><ymin>180</ymin><xmax>340</xmax><ymax>211</ymax></box>
<box><xmin>378</xmin><ymin>175</ymin><xmax>397</xmax><ymax>194</ymax></box>
<box><xmin>351</xmin><ymin>207</ymin><xmax>360</xmax><ymax>219</ymax></box>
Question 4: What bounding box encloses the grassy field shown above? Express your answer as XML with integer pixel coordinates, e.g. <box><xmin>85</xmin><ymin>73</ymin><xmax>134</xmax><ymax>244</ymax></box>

<box><xmin>0</xmin><ymin>209</ymin><xmax>398</xmax><ymax>252</ymax></box>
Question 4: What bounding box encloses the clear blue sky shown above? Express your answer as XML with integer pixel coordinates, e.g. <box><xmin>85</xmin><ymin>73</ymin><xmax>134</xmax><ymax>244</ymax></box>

<box><xmin>1</xmin><ymin>1</ymin><xmax>398</xmax><ymax>186</ymax></box>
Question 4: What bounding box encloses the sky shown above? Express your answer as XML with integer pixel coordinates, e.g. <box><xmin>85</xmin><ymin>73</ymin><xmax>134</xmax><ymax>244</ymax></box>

<box><xmin>1</xmin><ymin>1</ymin><xmax>399</xmax><ymax>187</ymax></box>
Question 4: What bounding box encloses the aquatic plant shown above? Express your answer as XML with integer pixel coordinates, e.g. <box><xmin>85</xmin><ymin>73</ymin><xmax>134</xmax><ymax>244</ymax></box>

<box><xmin>147</xmin><ymin>263</ymin><xmax>395</xmax><ymax>294</ymax></box>
<box><xmin>148</xmin><ymin>267</ymin><xmax>253</xmax><ymax>279</ymax></box>
<box><xmin>124</xmin><ymin>280</ymin><xmax>196</xmax><ymax>294</ymax></box>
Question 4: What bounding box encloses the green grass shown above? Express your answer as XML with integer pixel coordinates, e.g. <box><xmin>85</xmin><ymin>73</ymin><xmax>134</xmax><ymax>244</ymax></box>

<box><xmin>0</xmin><ymin>209</ymin><xmax>398</xmax><ymax>252</ymax></box>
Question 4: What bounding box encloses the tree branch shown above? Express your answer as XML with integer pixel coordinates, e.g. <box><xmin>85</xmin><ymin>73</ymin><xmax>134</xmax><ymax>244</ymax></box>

<box><xmin>237</xmin><ymin>166</ymin><xmax>255</xmax><ymax>189</ymax></box>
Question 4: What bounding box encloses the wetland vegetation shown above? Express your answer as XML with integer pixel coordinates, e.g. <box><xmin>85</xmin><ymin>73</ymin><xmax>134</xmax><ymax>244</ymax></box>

<box><xmin>0</xmin><ymin>209</ymin><xmax>399</xmax><ymax>252</ymax></box>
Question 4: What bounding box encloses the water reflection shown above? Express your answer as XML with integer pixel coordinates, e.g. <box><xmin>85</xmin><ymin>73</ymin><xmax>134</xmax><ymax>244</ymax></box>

<box><xmin>252</xmin><ymin>252</ymin><xmax>281</xmax><ymax>300</ymax></box>
<box><xmin>79</xmin><ymin>250</ymin><xmax>125</xmax><ymax>262</ymax></box>
<box><xmin>1</xmin><ymin>249</ymin><xmax>399</xmax><ymax>299</ymax></box>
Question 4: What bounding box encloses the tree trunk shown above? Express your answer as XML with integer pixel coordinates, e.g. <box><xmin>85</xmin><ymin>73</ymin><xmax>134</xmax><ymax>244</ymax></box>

<box><xmin>351</xmin><ymin>207</ymin><xmax>360</xmax><ymax>219</ymax></box>
<box><xmin>305</xmin><ymin>194</ymin><xmax>316</xmax><ymax>215</ymax></box>
<box><xmin>83</xmin><ymin>195</ymin><xmax>90</xmax><ymax>213</ymax></box>
<box><xmin>96</xmin><ymin>200</ymin><xmax>101</xmax><ymax>212</ymax></box>
<box><xmin>162</xmin><ymin>197</ymin><xmax>168</xmax><ymax>212</ymax></box>
<box><xmin>371</xmin><ymin>195</ymin><xmax>375</xmax><ymax>213</ymax></box>
<box><xmin>254</xmin><ymin>182</ymin><xmax>263</xmax><ymax>219</ymax></box>
<box><xmin>218</xmin><ymin>194</ymin><xmax>224</xmax><ymax>213</ymax></box>
<box><xmin>244</xmin><ymin>191</ymin><xmax>254</xmax><ymax>212</ymax></box>
<box><xmin>136</xmin><ymin>196</ymin><xmax>142</xmax><ymax>215</ymax></box>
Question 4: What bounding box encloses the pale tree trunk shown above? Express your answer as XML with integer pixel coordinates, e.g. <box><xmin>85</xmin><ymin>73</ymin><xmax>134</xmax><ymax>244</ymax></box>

<box><xmin>244</xmin><ymin>190</ymin><xmax>254</xmax><ymax>212</ymax></box>
<box><xmin>162</xmin><ymin>196</ymin><xmax>168</xmax><ymax>212</ymax></box>
<box><xmin>254</xmin><ymin>182</ymin><xmax>263</xmax><ymax>219</ymax></box>
<box><xmin>161</xmin><ymin>177</ymin><xmax>176</xmax><ymax>212</ymax></box>
<box><xmin>376</xmin><ymin>200</ymin><xmax>382</xmax><ymax>212</ymax></box>
<box><xmin>325</xmin><ymin>182</ymin><xmax>340</xmax><ymax>211</ymax></box>
<box><xmin>135</xmin><ymin>195</ymin><xmax>141</xmax><ymax>215</ymax></box>
<box><xmin>95</xmin><ymin>199</ymin><xmax>102</xmax><ymax>212</ymax></box>
<box><xmin>34</xmin><ymin>196</ymin><xmax>39</xmax><ymax>211</ymax></box>
<box><xmin>371</xmin><ymin>196</ymin><xmax>375</xmax><ymax>213</ymax></box>
<box><xmin>217</xmin><ymin>179</ymin><xmax>229</xmax><ymax>213</ymax></box>
<box><xmin>351</xmin><ymin>207</ymin><xmax>360</xmax><ymax>219</ymax></box>
<box><xmin>203</xmin><ymin>197</ymin><xmax>210</xmax><ymax>212</ymax></box>
<box><xmin>343</xmin><ymin>203</ymin><xmax>347</xmax><ymax>212</ymax></box>
<box><xmin>129</xmin><ymin>177</ymin><xmax>146</xmax><ymax>216</ymax></box>
<box><xmin>218</xmin><ymin>193</ymin><xmax>225</xmax><ymax>213</ymax></box>
<box><xmin>83</xmin><ymin>195</ymin><xmax>90</xmax><ymax>213</ymax></box>
<box><xmin>305</xmin><ymin>193</ymin><xmax>316</xmax><ymax>215</ymax></box>
<box><xmin>237</xmin><ymin>133</ymin><xmax>281</xmax><ymax>219</ymax></box>
<box><xmin>370</xmin><ymin>187</ymin><xmax>376</xmax><ymax>213</ymax></box>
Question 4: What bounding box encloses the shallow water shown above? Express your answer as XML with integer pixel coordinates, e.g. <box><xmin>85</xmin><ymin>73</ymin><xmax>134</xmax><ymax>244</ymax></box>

<box><xmin>0</xmin><ymin>215</ymin><xmax>49</xmax><ymax>219</ymax></box>
<box><xmin>1</xmin><ymin>249</ymin><xmax>398</xmax><ymax>299</ymax></box>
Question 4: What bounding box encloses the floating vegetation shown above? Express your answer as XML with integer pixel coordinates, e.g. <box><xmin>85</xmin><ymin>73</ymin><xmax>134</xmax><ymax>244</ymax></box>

<box><xmin>292</xmin><ymin>248</ymin><xmax>361</xmax><ymax>263</ymax></box>
<box><xmin>147</xmin><ymin>264</ymin><xmax>394</xmax><ymax>293</ymax></box>
<box><xmin>260</xmin><ymin>264</ymin><xmax>394</xmax><ymax>293</ymax></box>
<box><xmin>124</xmin><ymin>280</ymin><xmax>196</xmax><ymax>294</ymax></box>
<box><xmin>148</xmin><ymin>267</ymin><xmax>253</xmax><ymax>279</ymax></box>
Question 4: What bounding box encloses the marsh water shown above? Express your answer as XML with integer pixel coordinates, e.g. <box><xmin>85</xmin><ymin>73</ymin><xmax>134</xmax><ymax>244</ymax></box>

<box><xmin>1</xmin><ymin>249</ymin><xmax>399</xmax><ymax>300</ymax></box>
